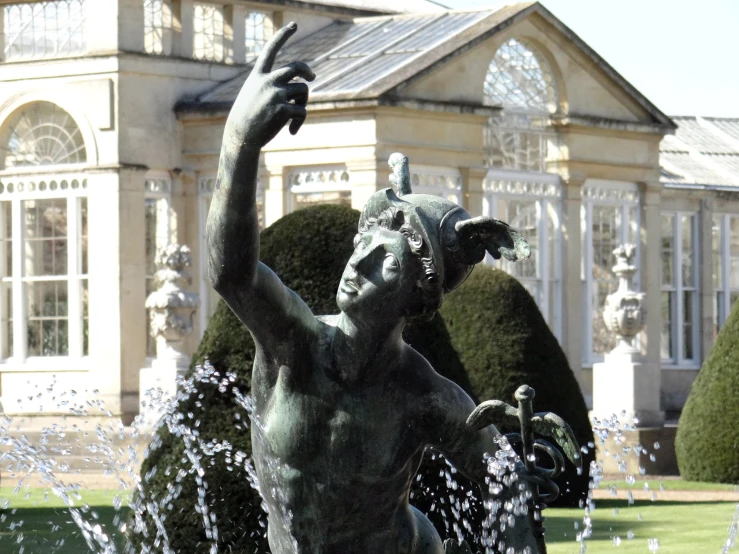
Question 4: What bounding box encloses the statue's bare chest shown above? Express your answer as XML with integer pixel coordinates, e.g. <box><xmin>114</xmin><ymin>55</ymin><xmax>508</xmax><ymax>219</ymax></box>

<box><xmin>255</xmin><ymin>360</ymin><xmax>419</xmax><ymax>479</ymax></box>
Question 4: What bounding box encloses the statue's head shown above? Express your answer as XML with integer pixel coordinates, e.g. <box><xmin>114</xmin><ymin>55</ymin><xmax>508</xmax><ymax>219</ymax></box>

<box><xmin>336</xmin><ymin>153</ymin><xmax>531</xmax><ymax>323</ymax></box>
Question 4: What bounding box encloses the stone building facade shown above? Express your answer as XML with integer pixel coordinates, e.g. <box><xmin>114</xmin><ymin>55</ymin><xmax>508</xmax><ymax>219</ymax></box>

<box><xmin>0</xmin><ymin>0</ymin><xmax>736</xmax><ymax>421</ymax></box>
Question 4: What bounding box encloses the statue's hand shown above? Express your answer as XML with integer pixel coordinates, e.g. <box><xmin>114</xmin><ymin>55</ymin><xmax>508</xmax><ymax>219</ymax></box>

<box><xmin>229</xmin><ymin>22</ymin><xmax>315</xmax><ymax>147</ymax></box>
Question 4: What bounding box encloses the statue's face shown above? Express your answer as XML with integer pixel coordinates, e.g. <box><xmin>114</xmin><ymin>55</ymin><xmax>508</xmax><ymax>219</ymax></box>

<box><xmin>336</xmin><ymin>227</ymin><xmax>420</xmax><ymax>321</ymax></box>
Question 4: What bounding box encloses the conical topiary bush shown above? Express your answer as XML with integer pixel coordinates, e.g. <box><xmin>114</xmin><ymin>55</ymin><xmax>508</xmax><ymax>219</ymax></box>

<box><xmin>130</xmin><ymin>204</ymin><xmax>473</xmax><ymax>552</ymax></box>
<box><xmin>676</xmin><ymin>302</ymin><xmax>739</xmax><ymax>483</ymax></box>
<box><xmin>439</xmin><ymin>265</ymin><xmax>595</xmax><ymax>507</ymax></box>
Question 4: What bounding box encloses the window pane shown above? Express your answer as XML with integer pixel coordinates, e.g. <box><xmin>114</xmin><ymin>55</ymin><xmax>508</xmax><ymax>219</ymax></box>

<box><xmin>194</xmin><ymin>3</ymin><xmax>225</xmax><ymax>62</ymax></box>
<box><xmin>683</xmin><ymin>291</ymin><xmax>694</xmax><ymax>360</ymax></box>
<box><xmin>24</xmin><ymin>199</ymin><xmax>68</xmax><ymax>277</ymax></box>
<box><xmin>501</xmin><ymin>199</ymin><xmax>538</xmax><ymax>280</ymax></box>
<box><xmin>730</xmin><ymin>217</ymin><xmax>739</xmax><ymax>290</ymax></box>
<box><xmin>1</xmin><ymin>202</ymin><xmax>11</xmax><ymax>278</ymax></box>
<box><xmin>246</xmin><ymin>11</ymin><xmax>273</xmax><ymax>61</ymax></box>
<box><xmin>713</xmin><ymin>215</ymin><xmax>722</xmax><ymax>290</ymax></box>
<box><xmin>82</xmin><ymin>278</ymin><xmax>89</xmax><ymax>356</ymax></box>
<box><xmin>293</xmin><ymin>191</ymin><xmax>351</xmax><ymax>210</ymax></box>
<box><xmin>3</xmin><ymin>0</ymin><xmax>87</xmax><ymax>61</ymax></box>
<box><xmin>80</xmin><ymin>197</ymin><xmax>88</xmax><ymax>274</ymax></box>
<box><xmin>661</xmin><ymin>214</ymin><xmax>674</xmax><ymax>287</ymax></box>
<box><xmin>26</xmin><ymin>281</ymin><xmax>68</xmax><ymax>356</ymax></box>
<box><xmin>2</xmin><ymin>282</ymin><xmax>12</xmax><ymax>358</ymax></box>
<box><xmin>144</xmin><ymin>0</ymin><xmax>173</xmax><ymax>55</ymax></box>
<box><xmin>661</xmin><ymin>291</ymin><xmax>673</xmax><ymax>360</ymax></box>
<box><xmin>681</xmin><ymin>214</ymin><xmax>695</xmax><ymax>287</ymax></box>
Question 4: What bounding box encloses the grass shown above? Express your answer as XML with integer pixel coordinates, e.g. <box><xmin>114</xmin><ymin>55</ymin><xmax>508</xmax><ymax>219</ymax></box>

<box><xmin>599</xmin><ymin>478</ymin><xmax>738</xmax><ymax>492</ymax></box>
<box><xmin>546</xmin><ymin>499</ymin><xmax>738</xmax><ymax>554</ymax></box>
<box><xmin>1</xmin><ymin>489</ymin><xmax>737</xmax><ymax>553</ymax></box>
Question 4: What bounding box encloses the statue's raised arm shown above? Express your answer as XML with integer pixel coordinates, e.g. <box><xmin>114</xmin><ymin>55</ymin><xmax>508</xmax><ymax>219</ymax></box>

<box><xmin>206</xmin><ymin>23</ymin><xmax>316</xmax><ymax>347</ymax></box>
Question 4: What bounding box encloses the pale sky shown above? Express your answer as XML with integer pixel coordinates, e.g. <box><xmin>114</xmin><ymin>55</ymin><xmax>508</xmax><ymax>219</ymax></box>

<box><xmin>442</xmin><ymin>0</ymin><xmax>739</xmax><ymax>118</ymax></box>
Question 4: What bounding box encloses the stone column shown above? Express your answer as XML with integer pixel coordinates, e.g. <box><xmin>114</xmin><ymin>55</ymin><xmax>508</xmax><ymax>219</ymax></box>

<box><xmin>560</xmin><ymin>177</ymin><xmax>585</xmax><ymax>388</ymax></box>
<box><xmin>0</xmin><ymin>8</ymin><xmax>5</xmax><ymax>61</ymax></box>
<box><xmin>640</xmin><ymin>182</ymin><xmax>663</xmax><ymax>371</ymax></box>
<box><xmin>460</xmin><ymin>166</ymin><xmax>488</xmax><ymax>217</ymax></box>
<box><xmin>699</xmin><ymin>197</ymin><xmax>715</xmax><ymax>363</ymax></box>
<box><xmin>347</xmin><ymin>159</ymin><xmax>386</xmax><ymax>212</ymax></box>
<box><xmin>263</xmin><ymin>166</ymin><xmax>287</xmax><ymax>227</ymax></box>
<box><xmin>228</xmin><ymin>4</ymin><xmax>247</xmax><ymax>64</ymax></box>
<box><xmin>173</xmin><ymin>0</ymin><xmax>195</xmax><ymax>58</ymax></box>
<box><xmin>86</xmin><ymin>0</ymin><xmax>121</xmax><ymax>54</ymax></box>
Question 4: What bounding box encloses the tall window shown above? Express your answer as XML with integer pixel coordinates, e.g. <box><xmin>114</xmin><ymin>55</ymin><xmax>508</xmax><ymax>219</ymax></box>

<box><xmin>0</xmin><ymin>103</ymin><xmax>89</xmax><ymax>360</ymax></box>
<box><xmin>287</xmin><ymin>167</ymin><xmax>351</xmax><ymax>212</ymax></box>
<box><xmin>245</xmin><ymin>11</ymin><xmax>273</xmax><ymax>62</ymax></box>
<box><xmin>582</xmin><ymin>181</ymin><xmax>640</xmax><ymax>364</ymax></box>
<box><xmin>0</xmin><ymin>180</ymin><xmax>89</xmax><ymax>359</ymax></box>
<box><xmin>483</xmin><ymin>38</ymin><xmax>557</xmax><ymax>172</ymax></box>
<box><xmin>145</xmin><ymin>174</ymin><xmax>171</xmax><ymax>357</ymax></box>
<box><xmin>713</xmin><ymin>214</ymin><xmax>739</xmax><ymax>334</ymax></box>
<box><xmin>661</xmin><ymin>213</ymin><xmax>699</xmax><ymax>366</ymax></box>
<box><xmin>198</xmin><ymin>174</ymin><xmax>265</xmax><ymax>335</ymax></box>
<box><xmin>193</xmin><ymin>2</ymin><xmax>225</xmax><ymax>62</ymax></box>
<box><xmin>144</xmin><ymin>0</ymin><xmax>173</xmax><ymax>55</ymax></box>
<box><xmin>484</xmin><ymin>173</ymin><xmax>562</xmax><ymax>338</ymax></box>
<box><xmin>3</xmin><ymin>0</ymin><xmax>86</xmax><ymax>61</ymax></box>
<box><xmin>0</xmin><ymin>102</ymin><xmax>87</xmax><ymax>169</ymax></box>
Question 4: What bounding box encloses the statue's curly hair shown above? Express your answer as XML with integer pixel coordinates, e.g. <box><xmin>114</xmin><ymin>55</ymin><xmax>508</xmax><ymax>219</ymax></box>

<box><xmin>357</xmin><ymin>207</ymin><xmax>443</xmax><ymax>321</ymax></box>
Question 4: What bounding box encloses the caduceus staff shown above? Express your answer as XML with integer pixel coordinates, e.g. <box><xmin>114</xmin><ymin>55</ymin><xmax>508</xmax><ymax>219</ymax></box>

<box><xmin>465</xmin><ymin>385</ymin><xmax>582</xmax><ymax>554</ymax></box>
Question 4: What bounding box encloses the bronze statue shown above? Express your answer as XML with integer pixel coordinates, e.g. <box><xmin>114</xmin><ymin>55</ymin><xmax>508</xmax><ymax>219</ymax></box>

<box><xmin>207</xmin><ymin>22</ymin><xmax>545</xmax><ymax>554</ymax></box>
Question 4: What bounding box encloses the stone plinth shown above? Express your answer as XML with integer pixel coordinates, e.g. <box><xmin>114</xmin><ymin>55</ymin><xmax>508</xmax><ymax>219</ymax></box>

<box><xmin>592</xmin><ymin>350</ymin><xmax>665</xmax><ymax>428</ymax></box>
<box><xmin>595</xmin><ymin>425</ymin><xmax>678</xmax><ymax>476</ymax></box>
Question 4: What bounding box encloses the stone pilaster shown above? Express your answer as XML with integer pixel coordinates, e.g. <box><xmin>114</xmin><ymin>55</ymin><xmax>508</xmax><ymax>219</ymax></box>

<box><xmin>173</xmin><ymin>0</ymin><xmax>194</xmax><ymax>58</ymax></box>
<box><xmin>346</xmin><ymin>158</ymin><xmax>386</xmax><ymax>212</ymax></box>
<box><xmin>459</xmin><ymin>166</ymin><xmax>488</xmax><ymax>217</ymax></box>
<box><xmin>699</xmin><ymin>197</ymin><xmax>715</xmax><ymax>363</ymax></box>
<box><xmin>263</xmin><ymin>166</ymin><xmax>287</xmax><ymax>227</ymax></box>
<box><xmin>560</xmin><ymin>177</ymin><xmax>585</xmax><ymax>388</ymax></box>
<box><xmin>228</xmin><ymin>4</ymin><xmax>247</xmax><ymax>64</ymax></box>
<box><xmin>86</xmin><ymin>0</ymin><xmax>121</xmax><ymax>54</ymax></box>
<box><xmin>118</xmin><ymin>0</ymin><xmax>145</xmax><ymax>52</ymax></box>
<box><xmin>640</xmin><ymin>182</ymin><xmax>663</xmax><ymax>370</ymax></box>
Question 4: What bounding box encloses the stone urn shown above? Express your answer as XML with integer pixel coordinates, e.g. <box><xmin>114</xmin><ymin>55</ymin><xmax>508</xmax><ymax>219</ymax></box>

<box><xmin>145</xmin><ymin>243</ymin><xmax>199</xmax><ymax>369</ymax></box>
<box><xmin>602</xmin><ymin>244</ymin><xmax>646</xmax><ymax>353</ymax></box>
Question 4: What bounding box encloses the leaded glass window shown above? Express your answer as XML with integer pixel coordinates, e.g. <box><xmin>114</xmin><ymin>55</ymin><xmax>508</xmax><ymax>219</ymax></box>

<box><xmin>0</xmin><ymin>102</ymin><xmax>87</xmax><ymax>169</ymax></box>
<box><xmin>483</xmin><ymin>39</ymin><xmax>557</xmax><ymax>172</ymax></box>
<box><xmin>0</xmin><ymin>181</ymin><xmax>89</xmax><ymax>359</ymax></box>
<box><xmin>193</xmin><ymin>2</ymin><xmax>225</xmax><ymax>62</ymax></box>
<box><xmin>3</xmin><ymin>0</ymin><xmax>86</xmax><ymax>61</ymax></box>
<box><xmin>144</xmin><ymin>0</ymin><xmax>173</xmax><ymax>55</ymax></box>
<box><xmin>245</xmin><ymin>11</ymin><xmax>273</xmax><ymax>62</ymax></box>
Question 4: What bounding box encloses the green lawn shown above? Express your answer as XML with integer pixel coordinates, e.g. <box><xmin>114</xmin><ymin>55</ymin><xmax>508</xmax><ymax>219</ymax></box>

<box><xmin>546</xmin><ymin>500</ymin><xmax>738</xmax><ymax>554</ymax></box>
<box><xmin>599</xmin><ymin>478</ymin><xmax>738</xmax><ymax>492</ymax></box>
<box><xmin>1</xmin><ymin>489</ymin><xmax>737</xmax><ymax>553</ymax></box>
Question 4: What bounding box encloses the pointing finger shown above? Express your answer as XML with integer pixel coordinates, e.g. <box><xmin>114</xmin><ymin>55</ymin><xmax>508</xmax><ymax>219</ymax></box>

<box><xmin>271</xmin><ymin>61</ymin><xmax>316</xmax><ymax>84</ymax></box>
<box><xmin>254</xmin><ymin>22</ymin><xmax>298</xmax><ymax>74</ymax></box>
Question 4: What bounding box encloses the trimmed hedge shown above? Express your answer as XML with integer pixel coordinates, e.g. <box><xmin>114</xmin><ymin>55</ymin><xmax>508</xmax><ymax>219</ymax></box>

<box><xmin>130</xmin><ymin>204</ymin><xmax>472</xmax><ymax>552</ymax></box>
<box><xmin>439</xmin><ymin>265</ymin><xmax>595</xmax><ymax>507</ymax></box>
<box><xmin>676</xmin><ymin>302</ymin><xmax>739</xmax><ymax>483</ymax></box>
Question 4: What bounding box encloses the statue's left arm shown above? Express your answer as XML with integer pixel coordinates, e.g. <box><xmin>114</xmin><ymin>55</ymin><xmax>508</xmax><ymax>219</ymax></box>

<box><xmin>425</xmin><ymin>378</ymin><xmax>540</xmax><ymax>553</ymax></box>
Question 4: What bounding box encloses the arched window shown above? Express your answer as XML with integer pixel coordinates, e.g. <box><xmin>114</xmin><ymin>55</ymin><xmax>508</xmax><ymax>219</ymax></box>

<box><xmin>0</xmin><ymin>102</ymin><xmax>87</xmax><ymax>169</ymax></box>
<box><xmin>483</xmin><ymin>38</ymin><xmax>557</xmax><ymax>172</ymax></box>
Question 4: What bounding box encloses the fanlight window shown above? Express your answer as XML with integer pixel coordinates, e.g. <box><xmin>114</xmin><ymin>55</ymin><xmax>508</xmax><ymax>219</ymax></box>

<box><xmin>0</xmin><ymin>103</ymin><xmax>87</xmax><ymax>169</ymax></box>
<box><xmin>483</xmin><ymin>39</ymin><xmax>558</xmax><ymax>172</ymax></box>
<box><xmin>484</xmin><ymin>38</ymin><xmax>556</xmax><ymax>114</ymax></box>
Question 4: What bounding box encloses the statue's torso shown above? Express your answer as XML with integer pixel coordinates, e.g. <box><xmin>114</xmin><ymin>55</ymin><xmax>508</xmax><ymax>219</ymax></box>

<box><xmin>249</xmin><ymin>316</ymin><xmax>437</xmax><ymax>553</ymax></box>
